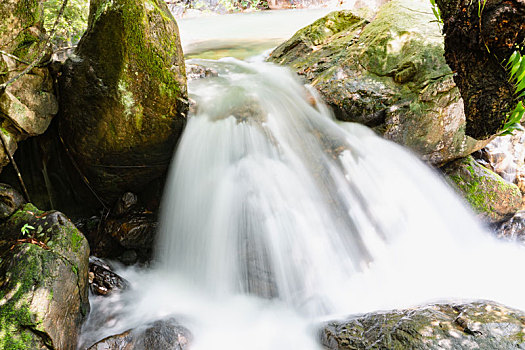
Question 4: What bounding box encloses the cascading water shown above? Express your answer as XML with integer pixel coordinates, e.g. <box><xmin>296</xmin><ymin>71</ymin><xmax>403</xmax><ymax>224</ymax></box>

<box><xmin>80</xmin><ymin>58</ymin><xmax>525</xmax><ymax>349</ymax></box>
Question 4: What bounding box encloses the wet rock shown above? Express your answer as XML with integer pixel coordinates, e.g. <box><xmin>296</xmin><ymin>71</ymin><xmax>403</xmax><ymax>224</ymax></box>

<box><xmin>0</xmin><ymin>0</ymin><xmax>58</xmax><ymax>169</ymax></box>
<box><xmin>87</xmin><ymin>318</ymin><xmax>191</xmax><ymax>350</ymax></box>
<box><xmin>113</xmin><ymin>192</ymin><xmax>138</xmax><ymax>217</ymax></box>
<box><xmin>186</xmin><ymin>64</ymin><xmax>219</xmax><ymax>80</ymax></box>
<box><xmin>89</xmin><ymin>256</ymin><xmax>128</xmax><ymax>296</ymax></box>
<box><xmin>87</xmin><ymin>192</ymin><xmax>158</xmax><ymax>263</ymax></box>
<box><xmin>59</xmin><ymin>0</ymin><xmax>188</xmax><ymax>202</ymax></box>
<box><xmin>0</xmin><ymin>183</ymin><xmax>25</xmax><ymax>219</ymax></box>
<box><xmin>269</xmin><ymin>0</ymin><xmax>489</xmax><ymax>165</ymax></box>
<box><xmin>0</xmin><ymin>203</ymin><xmax>89</xmax><ymax>349</ymax></box>
<box><xmin>443</xmin><ymin>156</ymin><xmax>522</xmax><ymax>223</ymax></box>
<box><xmin>475</xmin><ymin>131</ymin><xmax>525</xmax><ymax>193</ymax></box>
<box><xmin>495</xmin><ymin>210</ymin><xmax>525</xmax><ymax>244</ymax></box>
<box><xmin>321</xmin><ymin>300</ymin><xmax>525</xmax><ymax>349</ymax></box>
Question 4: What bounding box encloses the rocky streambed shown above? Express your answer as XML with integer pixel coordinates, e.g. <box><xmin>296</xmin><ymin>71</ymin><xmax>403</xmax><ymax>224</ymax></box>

<box><xmin>2</xmin><ymin>0</ymin><xmax>525</xmax><ymax>348</ymax></box>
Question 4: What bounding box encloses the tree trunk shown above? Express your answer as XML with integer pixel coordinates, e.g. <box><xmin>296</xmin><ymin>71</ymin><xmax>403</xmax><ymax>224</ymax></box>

<box><xmin>436</xmin><ymin>0</ymin><xmax>525</xmax><ymax>140</ymax></box>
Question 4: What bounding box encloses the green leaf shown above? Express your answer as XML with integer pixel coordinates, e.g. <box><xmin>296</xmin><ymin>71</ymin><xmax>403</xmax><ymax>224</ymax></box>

<box><xmin>507</xmin><ymin>51</ymin><xmax>520</xmax><ymax>68</ymax></box>
<box><xmin>511</xmin><ymin>57</ymin><xmax>523</xmax><ymax>79</ymax></box>
<box><xmin>516</xmin><ymin>78</ymin><xmax>525</xmax><ymax>94</ymax></box>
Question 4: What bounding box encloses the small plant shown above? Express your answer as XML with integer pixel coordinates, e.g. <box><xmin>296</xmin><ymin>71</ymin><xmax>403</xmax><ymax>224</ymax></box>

<box><xmin>429</xmin><ymin>0</ymin><xmax>442</xmax><ymax>28</ymax></box>
<box><xmin>477</xmin><ymin>0</ymin><xmax>487</xmax><ymax>18</ymax></box>
<box><xmin>499</xmin><ymin>49</ymin><xmax>525</xmax><ymax>136</ymax></box>
<box><xmin>20</xmin><ymin>223</ymin><xmax>35</xmax><ymax>236</ymax></box>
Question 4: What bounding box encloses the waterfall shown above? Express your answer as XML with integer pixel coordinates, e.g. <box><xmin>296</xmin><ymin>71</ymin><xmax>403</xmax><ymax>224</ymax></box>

<box><xmin>80</xmin><ymin>58</ymin><xmax>525</xmax><ymax>349</ymax></box>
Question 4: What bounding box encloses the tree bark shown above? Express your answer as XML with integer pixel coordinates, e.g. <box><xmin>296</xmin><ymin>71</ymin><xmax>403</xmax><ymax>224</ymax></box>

<box><xmin>436</xmin><ymin>0</ymin><xmax>525</xmax><ymax>140</ymax></box>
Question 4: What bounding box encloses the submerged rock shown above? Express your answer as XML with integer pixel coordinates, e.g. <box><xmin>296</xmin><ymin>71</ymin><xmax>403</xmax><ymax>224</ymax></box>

<box><xmin>321</xmin><ymin>301</ymin><xmax>525</xmax><ymax>349</ymax></box>
<box><xmin>269</xmin><ymin>0</ymin><xmax>488</xmax><ymax>165</ymax></box>
<box><xmin>59</xmin><ymin>0</ymin><xmax>188</xmax><ymax>202</ymax></box>
<box><xmin>87</xmin><ymin>318</ymin><xmax>191</xmax><ymax>350</ymax></box>
<box><xmin>0</xmin><ymin>0</ymin><xmax>58</xmax><ymax>169</ymax></box>
<box><xmin>0</xmin><ymin>203</ymin><xmax>90</xmax><ymax>349</ymax></box>
<box><xmin>443</xmin><ymin>156</ymin><xmax>522</xmax><ymax>223</ymax></box>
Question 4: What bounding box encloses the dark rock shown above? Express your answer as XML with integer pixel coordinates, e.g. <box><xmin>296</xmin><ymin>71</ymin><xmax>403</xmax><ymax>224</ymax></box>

<box><xmin>495</xmin><ymin>210</ymin><xmax>525</xmax><ymax>244</ymax></box>
<box><xmin>321</xmin><ymin>300</ymin><xmax>525</xmax><ymax>349</ymax></box>
<box><xmin>269</xmin><ymin>0</ymin><xmax>489</xmax><ymax>165</ymax></box>
<box><xmin>118</xmin><ymin>250</ymin><xmax>139</xmax><ymax>265</ymax></box>
<box><xmin>443</xmin><ymin>156</ymin><xmax>522</xmax><ymax>223</ymax></box>
<box><xmin>0</xmin><ymin>203</ymin><xmax>90</xmax><ymax>349</ymax></box>
<box><xmin>87</xmin><ymin>193</ymin><xmax>158</xmax><ymax>263</ymax></box>
<box><xmin>88</xmin><ymin>256</ymin><xmax>128</xmax><ymax>296</ymax></box>
<box><xmin>113</xmin><ymin>192</ymin><xmax>138</xmax><ymax>217</ymax></box>
<box><xmin>87</xmin><ymin>318</ymin><xmax>191</xmax><ymax>350</ymax></box>
<box><xmin>0</xmin><ymin>183</ymin><xmax>25</xmax><ymax>219</ymax></box>
<box><xmin>58</xmin><ymin>0</ymin><xmax>188</xmax><ymax>203</ymax></box>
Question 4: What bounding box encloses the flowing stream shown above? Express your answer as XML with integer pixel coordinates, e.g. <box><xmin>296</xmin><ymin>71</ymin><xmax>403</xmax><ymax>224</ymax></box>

<box><xmin>80</xmin><ymin>55</ymin><xmax>525</xmax><ymax>349</ymax></box>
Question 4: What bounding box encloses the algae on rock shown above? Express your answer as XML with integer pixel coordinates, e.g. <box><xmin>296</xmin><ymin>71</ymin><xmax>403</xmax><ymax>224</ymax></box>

<box><xmin>59</xmin><ymin>0</ymin><xmax>188</xmax><ymax>202</ymax></box>
<box><xmin>269</xmin><ymin>0</ymin><xmax>488</xmax><ymax>165</ymax></box>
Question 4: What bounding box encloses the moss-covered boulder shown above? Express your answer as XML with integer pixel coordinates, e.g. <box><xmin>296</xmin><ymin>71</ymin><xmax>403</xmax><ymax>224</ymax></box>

<box><xmin>321</xmin><ymin>301</ymin><xmax>525</xmax><ymax>349</ymax></box>
<box><xmin>59</xmin><ymin>0</ymin><xmax>188</xmax><ymax>202</ymax></box>
<box><xmin>269</xmin><ymin>0</ymin><xmax>488</xmax><ymax>165</ymax></box>
<box><xmin>0</xmin><ymin>0</ymin><xmax>58</xmax><ymax>169</ymax></box>
<box><xmin>444</xmin><ymin>156</ymin><xmax>522</xmax><ymax>223</ymax></box>
<box><xmin>0</xmin><ymin>203</ymin><xmax>90</xmax><ymax>349</ymax></box>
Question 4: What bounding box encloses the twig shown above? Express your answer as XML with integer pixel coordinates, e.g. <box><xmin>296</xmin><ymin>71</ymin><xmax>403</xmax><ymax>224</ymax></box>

<box><xmin>0</xmin><ymin>130</ymin><xmax>31</xmax><ymax>202</ymax></box>
<box><xmin>58</xmin><ymin>133</ymin><xmax>109</xmax><ymax>210</ymax></box>
<box><xmin>0</xmin><ymin>0</ymin><xmax>69</xmax><ymax>94</ymax></box>
<box><xmin>0</xmin><ymin>50</ymin><xmax>31</xmax><ymax>65</ymax></box>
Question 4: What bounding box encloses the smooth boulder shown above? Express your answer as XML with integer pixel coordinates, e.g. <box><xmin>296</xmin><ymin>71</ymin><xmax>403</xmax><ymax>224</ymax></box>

<box><xmin>322</xmin><ymin>301</ymin><xmax>525</xmax><ymax>349</ymax></box>
<box><xmin>269</xmin><ymin>0</ymin><xmax>488</xmax><ymax>165</ymax></box>
<box><xmin>0</xmin><ymin>203</ymin><xmax>90</xmax><ymax>349</ymax></box>
<box><xmin>59</xmin><ymin>0</ymin><xmax>188</xmax><ymax>202</ymax></box>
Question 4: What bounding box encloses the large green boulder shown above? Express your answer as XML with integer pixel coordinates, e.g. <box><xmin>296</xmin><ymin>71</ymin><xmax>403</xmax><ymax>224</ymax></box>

<box><xmin>269</xmin><ymin>0</ymin><xmax>488</xmax><ymax>165</ymax></box>
<box><xmin>0</xmin><ymin>0</ymin><xmax>58</xmax><ymax>169</ymax></box>
<box><xmin>321</xmin><ymin>301</ymin><xmax>525</xmax><ymax>349</ymax></box>
<box><xmin>444</xmin><ymin>156</ymin><xmax>522</xmax><ymax>223</ymax></box>
<box><xmin>59</xmin><ymin>0</ymin><xmax>188</xmax><ymax>202</ymax></box>
<box><xmin>0</xmin><ymin>203</ymin><xmax>90</xmax><ymax>349</ymax></box>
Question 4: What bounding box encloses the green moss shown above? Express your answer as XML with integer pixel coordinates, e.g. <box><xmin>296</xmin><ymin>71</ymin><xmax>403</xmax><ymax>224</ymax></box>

<box><xmin>447</xmin><ymin>157</ymin><xmax>521</xmax><ymax>220</ymax></box>
<box><xmin>0</xmin><ymin>245</ymin><xmax>49</xmax><ymax>348</ymax></box>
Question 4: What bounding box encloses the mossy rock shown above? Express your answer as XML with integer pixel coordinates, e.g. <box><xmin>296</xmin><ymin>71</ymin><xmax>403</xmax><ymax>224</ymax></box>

<box><xmin>321</xmin><ymin>300</ymin><xmax>525</xmax><ymax>349</ymax></box>
<box><xmin>0</xmin><ymin>203</ymin><xmax>89</xmax><ymax>349</ymax></box>
<box><xmin>443</xmin><ymin>156</ymin><xmax>522</xmax><ymax>223</ymax></box>
<box><xmin>0</xmin><ymin>0</ymin><xmax>57</xmax><ymax>169</ymax></box>
<box><xmin>58</xmin><ymin>0</ymin><xmax>188</xmax><ymax>203</ymax></box>
<box><xmin>269</xmin><ymin>0</ymin><xmax>488</xmax><ymax>165</ymax></box>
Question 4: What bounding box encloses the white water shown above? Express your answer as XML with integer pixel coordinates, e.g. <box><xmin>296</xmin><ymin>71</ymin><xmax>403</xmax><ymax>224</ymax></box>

<box><xmin>80</xmin><ymin>58</ymin><xmax>525</xmax><ymax>349</ymax></box>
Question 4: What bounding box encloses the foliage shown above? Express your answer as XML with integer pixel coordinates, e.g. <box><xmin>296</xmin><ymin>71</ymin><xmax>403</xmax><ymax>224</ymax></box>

<box><xmin>20</xmin><ymin>223</ymin><xmax>34</xmax><ymax>236</ymax></box>
<box><xmin>429</xmin><ymin>0</ymin><xmax>442</xmax><ymax>27</ymax></box>
<box><xmin>500</xmin><ymin>49</ymin><xmax>525</xmax><ymax>136</ymax></box>
<box><xmin>43</xmin><ymin>0</ymin><xmax>89</xmax><ymax>47</ymax></box>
